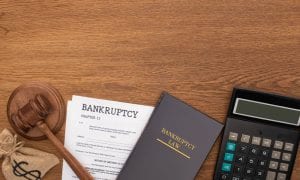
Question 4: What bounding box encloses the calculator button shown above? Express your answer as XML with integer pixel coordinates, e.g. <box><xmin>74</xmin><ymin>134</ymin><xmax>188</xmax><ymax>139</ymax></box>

<box><xmin>284</xmin><ymin>143</ymin><xmax>294</xmax><ymax>152</ymax></box>
<box><xmin>262</xmin><ymin>138</ymin><xmax>272</xmax><ymax>147</ymax></box>
<box><xmin>266</xmin><ymin>171</ymin><xmax>276</xmax><ymax>180</ymax></box>
<box><xmin>256</xmin><ymin>169</ymin><xmax>265</xmax><ymax>177</ymax></box>
<box><xmin>261</xmin><ymin>149</ymin><xmax>270</xmax><ymax>157</ymax></box>
<box><xmin>233</xmin><ymin>166</ymin><xmax>243</xmax><ymax>175</ymax></box>
<box><xmin>279</xmin><ymin>163</ymin><xmax>289</xmax><ymax>172</ymax></box>
<box><xmin>258</xmin><ymin>159</ymin><xmax>267</xmax><ymax>167</ymax></box>
<box><xmin>229</xmin><ymin>132</ymin><xmax>238</xmax><ymax>141</ymax></box>
<box><xmin>222</xmin><ymin>162</ymin><xmax>232</xmax><ymax>172</ymax></box>
<box><xmin>274</xmin><ymin>141</ymin><xmax>283</xmax><ymax>149</ymax></box>
<box><xmin>269</xmin><ymin>161</ymin><xmax>279</xmax><ymax>170</ymax></box>
<box><xmin>241</xmin><ymin>134</ymin><xmax>251</xmax><ymax>143</ymax></box>
<box><xmin>271</xmin><ymin>151</ymin><xmax>281</xmax><ymax>160</ymax></box>
<box><xmin>252</xmin><ymin>136</ymin><xmax>261</xmax><ymax>145</ymax></box>
<box><xmin>244</xmin><ymin>167</ymin><xmax>254</xmax><ymax>176</ymax></box>
<box><xmin>282</xmin><ymin>153</ymin><xmax>291</xmax><ymax>162</ymax></box>
<box><xmin>250</xmin><ymin>147</ymin><xmax>259</xmax><ymax>156</ymax></box>
<box><xmin>224</xmin><ymin>153</ymin><xmax>234</xmax><ymax>162</ymax></box>
<box><xmin>277</xmin><ymin>173</ymin><xmax>286</xmax><ymax>180</ymax></box>
<box><xmin>235</xmin><ymin>155</ymin><xmax>246</xmax><ymax>164</ymax></box>
<box><xmin>238</xmin><ymin>144</ymin><xmax>249</xmax><ymax>154</ymax></box>
<box><xmin>226</xmin><ymin>142</ymin><xmax>236</xmax><ymax>152</ymax></box>
<box><xmin>247</xmin><ymin>157</ymin><xmax>257</xmax><ymax>166</ymax></box>
<box><xmin>220</xmin><ymin>173</ymin><xmax>230</xmax><ymax>180</ymax></box>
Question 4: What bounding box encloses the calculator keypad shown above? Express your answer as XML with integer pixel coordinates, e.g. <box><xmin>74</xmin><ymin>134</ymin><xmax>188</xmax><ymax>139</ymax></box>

<box><xmin>218</xmin><ymin>132</ymin><xmax>295</xmax><ymax>180</ymax></box>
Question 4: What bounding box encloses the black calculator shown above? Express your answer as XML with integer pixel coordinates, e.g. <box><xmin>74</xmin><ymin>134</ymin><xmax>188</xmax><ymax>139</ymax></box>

<box><xmin>214</xmin><ymin>88</ymin><xmax>300</xmax><ymax>180</ymax></box>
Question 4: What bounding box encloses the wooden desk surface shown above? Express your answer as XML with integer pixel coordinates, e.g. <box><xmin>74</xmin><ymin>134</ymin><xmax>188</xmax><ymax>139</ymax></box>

<box><xmin>0</xmin><ymin>1</ymin><xmax>299</xmax><ymax>179</ymax></box>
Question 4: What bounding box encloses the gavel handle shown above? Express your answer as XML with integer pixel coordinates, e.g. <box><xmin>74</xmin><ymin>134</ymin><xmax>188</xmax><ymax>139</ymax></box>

<box><xmin>36</xmin><ymin>121</ymin><xmax>94</xmax><ymax>180</ymax></box>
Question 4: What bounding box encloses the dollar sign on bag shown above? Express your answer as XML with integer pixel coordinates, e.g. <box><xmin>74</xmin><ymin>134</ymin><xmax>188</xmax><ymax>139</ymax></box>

<box><xmin>12</xmin><ymin>160</ymin><xmax>41</xmax><ymax>180</ymax></box>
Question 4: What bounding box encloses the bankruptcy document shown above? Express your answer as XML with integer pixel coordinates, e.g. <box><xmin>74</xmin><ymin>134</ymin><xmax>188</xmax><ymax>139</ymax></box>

<box><xmin>62</xmin><ymin>95</ymin><xmax>154</xmax><ymax>180</ymax></box>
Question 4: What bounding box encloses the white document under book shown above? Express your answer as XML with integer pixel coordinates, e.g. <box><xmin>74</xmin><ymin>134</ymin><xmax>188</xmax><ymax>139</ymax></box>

<box><xmin>62</xmin><ymin>95</ymin><xmax>154</xmax><ymax>180</ymax></box>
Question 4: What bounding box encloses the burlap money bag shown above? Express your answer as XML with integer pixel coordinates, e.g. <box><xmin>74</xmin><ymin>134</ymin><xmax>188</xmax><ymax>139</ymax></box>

<box><xmin>0</xmin><ymin>128</ymin><xmax>59</xmax><ymax>180</ymax></box>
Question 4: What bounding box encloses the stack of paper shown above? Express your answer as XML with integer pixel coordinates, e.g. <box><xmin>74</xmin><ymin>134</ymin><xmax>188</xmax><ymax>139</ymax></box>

<box><xmin>62</xmin><ymin>95</ymin><xmax>154</xmax><ymax>180</ymax></box>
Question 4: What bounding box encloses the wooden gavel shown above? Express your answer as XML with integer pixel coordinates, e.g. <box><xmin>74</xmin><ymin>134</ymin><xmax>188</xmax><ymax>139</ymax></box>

<box><xmin>11</xmin><ymin>94</ymin><xmax>94</xmax><ymax>180</ymax></box>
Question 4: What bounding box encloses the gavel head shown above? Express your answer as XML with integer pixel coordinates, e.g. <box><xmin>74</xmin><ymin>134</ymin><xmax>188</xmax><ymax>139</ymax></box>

<box><xmin>11</xmin><ymin>94</ymin><xmax>52</xmax><ymax>133</ymax></box>
<box><xmin>7</xmin><ymin>82</ymin><xmax>65</xmax><ymax>140</ymax></box>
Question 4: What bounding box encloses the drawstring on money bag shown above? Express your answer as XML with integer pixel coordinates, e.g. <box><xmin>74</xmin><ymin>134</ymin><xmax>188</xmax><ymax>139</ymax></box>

<box><xmin>0</xmin><ymin>128</ymin><xmax>59</xmax><ymax>180</ymax></box>
<box><xmin>0</xmin><ymin>135</ymin><xmax>24</xmax><ymax>159</ymax></box>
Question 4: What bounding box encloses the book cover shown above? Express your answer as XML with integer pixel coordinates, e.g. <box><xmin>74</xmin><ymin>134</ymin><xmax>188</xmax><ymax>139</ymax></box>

<box><xmin>117</xmin><ymin>92</ymin><xmax>224</xmax><ymax>180</ymax></box>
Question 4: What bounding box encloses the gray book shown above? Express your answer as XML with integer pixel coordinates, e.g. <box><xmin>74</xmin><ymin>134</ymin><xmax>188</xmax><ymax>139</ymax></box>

<box><xmin>117</xmin><ymin>92</ymin><xmax>223</xmax><ymax>180</ymax></box>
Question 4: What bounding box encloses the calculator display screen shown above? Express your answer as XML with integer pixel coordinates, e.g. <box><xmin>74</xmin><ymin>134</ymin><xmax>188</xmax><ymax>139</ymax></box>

<box><xmin>233</xmin><ymin>98</ymin><xmax>300</xmax><ymax>126</ymax></box>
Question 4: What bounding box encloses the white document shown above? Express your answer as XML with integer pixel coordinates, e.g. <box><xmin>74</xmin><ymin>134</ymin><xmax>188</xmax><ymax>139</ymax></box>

<box><xmin>62</xmin><ymin>95</ymin><xmax>154</xmax><ymax>180</ymax></box>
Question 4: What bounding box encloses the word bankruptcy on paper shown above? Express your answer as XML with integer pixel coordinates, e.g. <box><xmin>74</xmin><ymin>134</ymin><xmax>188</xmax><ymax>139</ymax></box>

<box><xmin>62</xmin><ymin>95</ymin><xmax>154</xmax><ymax>180</ymax></box>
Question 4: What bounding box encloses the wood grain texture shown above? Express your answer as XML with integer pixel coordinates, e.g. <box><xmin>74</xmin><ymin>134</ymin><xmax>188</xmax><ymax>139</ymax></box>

<box><xmin>0</xmin><ymin>0</ymin><xmax>299</xmax><ymax>179</ymax></box>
